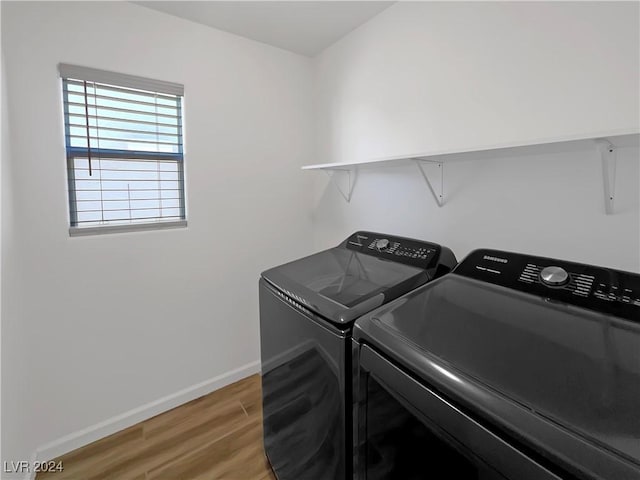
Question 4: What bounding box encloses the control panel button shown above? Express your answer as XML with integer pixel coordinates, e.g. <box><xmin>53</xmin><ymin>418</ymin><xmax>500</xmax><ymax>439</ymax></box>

<box><xmin>540</xmin><ymin>266</ymin><xmax>569</xmax><ymax>286</ymax></box>
<box><xmin>375</xmin><ymin>239</ymin><xmax>390</xmax><ymax>250</ymax></box>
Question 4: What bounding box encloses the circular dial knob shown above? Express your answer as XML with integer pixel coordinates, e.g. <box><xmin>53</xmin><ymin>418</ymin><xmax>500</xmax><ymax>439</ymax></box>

<box><xmin>375</xmin><ymin>239</ymin><xmax>390</xmax><ymax>250</ymax></box>
<box><xmin>540</xmin><ymin>266</ymin><xmax>569</xmax><ymax>286</ymax></box>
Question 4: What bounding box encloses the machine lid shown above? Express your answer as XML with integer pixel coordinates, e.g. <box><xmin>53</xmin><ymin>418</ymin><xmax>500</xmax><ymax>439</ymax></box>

<box><xmin>261</xmin><ymin>231</ymin><xmax>454</xmax><ymax>325</ymax></box>
<box><xmin>353</xmin><ymin>250</ymin><xmax>640</xmax><ymax>476</ymax></box>
<box><xmin>262</xmin><ymin>247</ymin><xmax>428</xmax><ymax>325</ymax></box>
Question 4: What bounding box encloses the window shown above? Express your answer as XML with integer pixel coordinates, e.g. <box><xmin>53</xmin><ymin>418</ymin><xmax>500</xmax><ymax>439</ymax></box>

<box><xmin>59</xmin><ymin>64</ymin><xmax>186</xmax><ymax>235</ymax></box>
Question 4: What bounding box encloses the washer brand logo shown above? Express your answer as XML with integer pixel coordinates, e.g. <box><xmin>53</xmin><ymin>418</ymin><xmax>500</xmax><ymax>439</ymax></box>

<box><xmin>483</xmin><ymin>255</ymin><xmax>508</xmax><ymax>264</ymax></box>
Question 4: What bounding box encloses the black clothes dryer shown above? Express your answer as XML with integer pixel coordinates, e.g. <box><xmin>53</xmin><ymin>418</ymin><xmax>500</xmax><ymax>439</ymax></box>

<box><xmin>353</xmin><ymin>248</ymin><xmax>640</xmax><ymax>480</ymax></box>
<box><xmin>259</xmin><ymin>231</ymin><xmax>456</xmax><ymax>480</ymax></box>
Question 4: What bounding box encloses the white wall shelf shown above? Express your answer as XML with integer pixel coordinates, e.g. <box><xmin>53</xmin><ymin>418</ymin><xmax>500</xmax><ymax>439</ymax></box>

<box><xmin>303</xmin><ymin>130</ymin><xmax>639</xmax><ymax>213</ymax></box>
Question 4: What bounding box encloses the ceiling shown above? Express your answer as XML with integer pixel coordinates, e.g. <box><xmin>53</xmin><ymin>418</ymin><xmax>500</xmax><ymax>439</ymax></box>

<box><xmin>132</xmin><ymin>1</ymin><xmax>394</xmax><ymax>57</ymax></box>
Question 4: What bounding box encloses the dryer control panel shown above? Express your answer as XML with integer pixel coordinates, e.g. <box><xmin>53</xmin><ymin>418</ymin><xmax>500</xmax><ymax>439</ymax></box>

<box><xmin>455</xmin><ymin>249</ymin><xmax>640</xmax><ymax>322</ymax></box>
<box><xmin>344</xmin><ymin>231</ymin><xmax>445</xmax><ymax>270</ymax></box>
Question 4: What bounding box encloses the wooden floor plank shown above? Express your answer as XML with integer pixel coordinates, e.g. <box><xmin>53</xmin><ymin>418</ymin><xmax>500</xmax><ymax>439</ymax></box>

<box><xmin>147</xmin><ymin>417</ymin><xmax>270</xmax><ymax>480</ymax></box>
<box><xmin>36</xmin><ymin>375</ymin><xmax>274</xmax><ymax>480</ymax></box>
<box><xmin>237</xmin><ymin>376</ymin><xmax>262</xmax><ymax>420</ymax></box>
<box><xmin>36</xmin><ymin>426</ymin><xmax>145</xmax><ymax>480</ymax></box>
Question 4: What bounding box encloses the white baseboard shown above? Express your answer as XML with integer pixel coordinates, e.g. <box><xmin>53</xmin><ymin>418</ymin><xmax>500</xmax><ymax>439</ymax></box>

<box><xmin>34</xmin><ymin>360</ymin><xmax>260</xmax><ymax>464</ymax></box>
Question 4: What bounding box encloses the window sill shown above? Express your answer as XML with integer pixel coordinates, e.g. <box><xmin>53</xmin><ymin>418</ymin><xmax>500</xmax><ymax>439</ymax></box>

<box><xmin>69</xmin><ymin>220</ymin><xmax>187</xmax><ymax>237</ymax></box>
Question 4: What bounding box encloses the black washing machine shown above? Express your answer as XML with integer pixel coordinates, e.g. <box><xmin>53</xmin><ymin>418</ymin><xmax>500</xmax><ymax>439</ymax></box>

<box><xmin>259</xmin><ymin>231</ymin><xmax>456</xmax><ymax>480</ymax></box>
<box><xmin>353</xmin><ymin>248</ymin><xmax>640</xmax><ymax>480</ymax></box>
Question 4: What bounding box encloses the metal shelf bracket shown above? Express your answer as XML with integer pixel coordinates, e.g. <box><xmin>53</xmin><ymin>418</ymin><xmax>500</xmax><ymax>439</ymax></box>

<box><xmin>414</xmin><ymin>159</ymin><xmax>444</xmax><ymax>207</ymax></box>
<box><xmin>324</xmin><ymin>168</ymin><xmax>357</xmax><ymax>202</ymax></box>
<box><xmin>595</xmin><ymin>139</ymin><xmax>617</xmax><ymax>215</ymax></box>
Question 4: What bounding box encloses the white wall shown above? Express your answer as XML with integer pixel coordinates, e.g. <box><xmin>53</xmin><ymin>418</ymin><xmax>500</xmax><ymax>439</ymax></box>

<box><xmin>312</xmin><ymin>1</ymin><xmax>640</xmax><ymax>272</ymax></box>
<box><xmin>1</xmin><ymin>0</ymin><xmax>314</xmax><ymax>466</ymax></box>
<box><xmin>315</xmin><ymin>2</ymin><xmax>639</xmax><ymax>163</ymax></box>
<box><xmin>3</xmin><ymin>43</ymin><xmax>32</xmax><ymax>471</ymax></box>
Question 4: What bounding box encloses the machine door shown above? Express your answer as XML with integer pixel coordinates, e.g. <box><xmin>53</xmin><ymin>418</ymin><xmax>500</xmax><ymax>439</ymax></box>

<box><xmin>259</xmin><ymin>279</ymin><xmax>349</xmax><ymax>480</ymax></box>
<box><xmin>356</xmin><ymin>345</ymin><xmax>562</xmax><ymax>480</ymax></box>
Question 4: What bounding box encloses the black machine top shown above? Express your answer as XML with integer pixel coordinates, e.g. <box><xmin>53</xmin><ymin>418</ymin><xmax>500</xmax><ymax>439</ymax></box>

<box><xmin>456</xmin><ymin>249</ymin><xmax>640</xmax><ymax>322</ymax></box>
<box><xmin>353</xmin><ymin>248</ymin><xmax>640</xmax><ymax>479</ymax></box>
<box><xmin>261</xmin><ymin>231</ymin><xmax>456</xmax><ymax>326</ymax></box>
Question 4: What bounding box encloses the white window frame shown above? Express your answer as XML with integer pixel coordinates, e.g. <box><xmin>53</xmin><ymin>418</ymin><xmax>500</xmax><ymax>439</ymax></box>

<box><xmin>59</xmin><ymin>64</ymin><xmax>187</xmax><ymax>236</ymax></box>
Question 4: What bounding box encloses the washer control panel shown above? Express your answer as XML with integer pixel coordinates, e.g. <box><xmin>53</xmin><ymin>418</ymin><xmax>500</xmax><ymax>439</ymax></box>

<box><xmin>345</xmin><ymin>231</ymin><xmax>441</xmax><ymax>269</ymax></box>
<box><xmin>455</xmin><ymin>249</ymin><xmax>640</xmax><ymax>322</ymax></box>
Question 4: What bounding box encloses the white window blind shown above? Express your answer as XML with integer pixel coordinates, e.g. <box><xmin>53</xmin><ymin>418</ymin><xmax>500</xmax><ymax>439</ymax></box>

<box><xmin>60</xmin><ymin>64</ymin><xmax>186</xmax><ymax>233</ymax></box>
